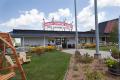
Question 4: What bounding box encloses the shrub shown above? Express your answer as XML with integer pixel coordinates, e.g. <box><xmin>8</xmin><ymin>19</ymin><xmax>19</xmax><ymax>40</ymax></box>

<box><xmin>80</xmin><ymin>53</ymin><xmax>94</xmax><ymax>64</ymax></box>
<box><xmin>85</xmin><ymin>70</ymin><xmax>104</xmax><ymax>80</ymax></box>
<box><xmin>73</xmin><ymin>64</ymin><xmax>78</xmax><ymax>71</ymax></box>
<box><xmin>105</xmin><ymin>58</ymin><xmax>117</xmax><ymax>67</ymax></box>
<box><xmin>74</xmin><ymin>52</ymin><xmax>93</xmax><ymax>64</ymax></box>
<box><xmin>44</xmin><ymin>46</ymin><xmax>56</xmax><ymax>52</ymax></box>
<box><xmin>31</xmin><ymin>47</ymin><xmax>45</xmax><ymax>55</ymax></box>
<box><xmin>84</xmin><ymin>43</ymin><xmax>96</xmax><ymax>48</ymax></box>
<box><xmin>111</xmin><ymin>48</ymin><xmax>120</xmax><ymax>59</ymax></box>
<box><xmin>30</xmin><ymin>46</ymin><xmax>56</xmax><ymax>55</ymax></box>
<box><xmin>74</xmin><ymin>51</ymin><xmax>81</xmax><ymax>63</ymax></box>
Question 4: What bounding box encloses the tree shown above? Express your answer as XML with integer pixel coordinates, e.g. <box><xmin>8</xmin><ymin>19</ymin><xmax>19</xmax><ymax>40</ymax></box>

<box><xmin>109</xmin><ymin>23</ymin><xmax>118</xmax><ymax>43</ymax></box>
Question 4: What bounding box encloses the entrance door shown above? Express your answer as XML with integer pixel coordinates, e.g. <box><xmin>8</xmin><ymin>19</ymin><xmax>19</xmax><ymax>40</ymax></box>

<box><xmin>62</xmin><ymin>38</ymin><xmax>67</xmax><ymax>48</ymax></box>
<box><xmin>55</xmin><ymin>38</ymin><xmax>67</xmax><ymax>48</ymax></box>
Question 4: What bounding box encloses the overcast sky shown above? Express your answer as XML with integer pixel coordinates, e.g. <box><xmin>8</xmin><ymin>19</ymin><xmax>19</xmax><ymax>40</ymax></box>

<box><xmin>0</xmin><ymin>0</ymin><xmax>120</xmax><ymax>32</ymax></box>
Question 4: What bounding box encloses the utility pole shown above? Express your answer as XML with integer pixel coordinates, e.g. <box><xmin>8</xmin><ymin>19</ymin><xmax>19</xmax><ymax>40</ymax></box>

<box><xmin>94</xmin><ymin>0</ymin><xmax>101</xmax><ymax>58</ymax></box>
<box><xmin>74</xmin><ymin>0</ymin><xmax>79</xmax><ymax>52</ymax></box>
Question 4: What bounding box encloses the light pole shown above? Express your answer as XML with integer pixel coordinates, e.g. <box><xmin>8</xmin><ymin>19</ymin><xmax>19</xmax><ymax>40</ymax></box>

<box><xmin>94</xmin><ymin>0</ymin><xmax>101</xmax><ymax>58</ymax></box>
<box><xmin>74</xmin><ymin>0</ymin><xmax>79</xmax><ymax>52</ymax></box>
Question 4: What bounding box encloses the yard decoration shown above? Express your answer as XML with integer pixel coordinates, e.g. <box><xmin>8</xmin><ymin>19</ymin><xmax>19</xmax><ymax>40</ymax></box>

<box><xmin>19</xmin><ymin>52</ymin><xmax>31</xmax><ymax>63</ymax></box>
<box><xmin>0</xmin><ymin>32</ymin><xmax>26</xmax><ymax>80</ymax></box>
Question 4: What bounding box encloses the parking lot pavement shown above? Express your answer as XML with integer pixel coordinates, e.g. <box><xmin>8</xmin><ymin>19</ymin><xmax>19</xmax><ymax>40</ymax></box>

<box><xmin>62</xmin><ymin>49</ymin><xmax>111</xmax><ymax>58</ymax></box>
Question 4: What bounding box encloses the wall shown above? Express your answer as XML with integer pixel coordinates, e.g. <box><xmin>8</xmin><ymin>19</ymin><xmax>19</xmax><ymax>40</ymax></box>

<box><xmin>67</xmin><ymin>37</ymin><xmax>75</xmax><ymax>45</ymax></box>
<box><xmin>22</xmin><ymin>37</ymin><xmax>49</xmax><ymax>46</ymax></box>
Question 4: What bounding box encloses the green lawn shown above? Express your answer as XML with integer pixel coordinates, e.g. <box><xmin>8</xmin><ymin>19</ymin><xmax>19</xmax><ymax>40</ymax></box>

<box><xmin>86</xmin><ymin>46</ymin><xmax>117</xmax><ymax>51</ymax></box>
<box><xmin>13</xmin><ymin>51</ymin><xmax>71</xmax><ymax>80</ymax></box>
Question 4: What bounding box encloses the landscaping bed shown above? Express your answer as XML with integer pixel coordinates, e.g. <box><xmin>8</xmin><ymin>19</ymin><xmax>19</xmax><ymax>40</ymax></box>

<box><xmin>65</xmin><ymin>53</ymin><xmax>120</xmax><ymax>80</ymax></box>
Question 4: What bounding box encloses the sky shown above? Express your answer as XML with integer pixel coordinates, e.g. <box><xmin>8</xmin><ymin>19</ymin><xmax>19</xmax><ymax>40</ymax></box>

<box><xmin>0</xmin><ymin>0</ymin><xmax>120</xmax><ymax>32</ymax></box>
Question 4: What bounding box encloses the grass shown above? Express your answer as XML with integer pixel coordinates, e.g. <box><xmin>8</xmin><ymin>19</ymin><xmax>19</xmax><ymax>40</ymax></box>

<box><xmin>12</xmin><ymin>50</ymin><xmax>71</xmax><ymax>80</ymax></box>
<box><xmin>86</xmin><ymin>46</ymin><xmax>117</xmax><ymax>51</ymax></box>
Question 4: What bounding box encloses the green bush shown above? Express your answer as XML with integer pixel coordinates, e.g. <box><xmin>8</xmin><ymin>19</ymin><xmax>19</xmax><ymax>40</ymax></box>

<box><xmin>111</xmin><ymin>48</ymin><xmax>120</xmax><ymax>59</ymax></box>
<box><xmin>105</xmin><ymin>58</ymin><xmax>117</xmax><ymax>67</ymax></box>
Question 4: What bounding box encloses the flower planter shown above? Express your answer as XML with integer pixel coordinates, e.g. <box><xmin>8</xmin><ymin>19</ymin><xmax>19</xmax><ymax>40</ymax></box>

<box><xmin>111</xmin><ymin>53</ymin><xmax>120</xmax><ymax>59</ymax></box>
<box><xmin>108</xmin><ymin>63</ymin><xmax>120</xmax><ymax>76</ymax></box>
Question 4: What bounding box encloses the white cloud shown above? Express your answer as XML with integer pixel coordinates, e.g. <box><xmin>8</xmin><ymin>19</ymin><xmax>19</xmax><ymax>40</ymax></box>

<box><xmin>0</xmin><ymin>8</ymin><xmax>72</xmax><ymax>31</ymax></box>
<box><xmin>1</xmin><ymin>9</ymin><xmax>45</xmax><ymax>28</ymax></box>
<box><xmin>77</xmin><ymin>4</ymin><xmax>106</xmax><ymax>31</ymax></box>
<box><xmin>48</xmin><ymin>8</ymin><xmax>72</xmax><ymax>21</ymax></box>
<box><xmin>90</xmin><ymin>0</ymin><xmax>120</xmax><ymax>8</ymax></box>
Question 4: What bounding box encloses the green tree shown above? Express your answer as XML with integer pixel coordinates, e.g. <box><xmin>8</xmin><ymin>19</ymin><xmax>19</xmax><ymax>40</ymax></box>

<box><xmin>109</xmin><ymin>23</ymin><xmax>118</xmax><ymax>43</ymax></box>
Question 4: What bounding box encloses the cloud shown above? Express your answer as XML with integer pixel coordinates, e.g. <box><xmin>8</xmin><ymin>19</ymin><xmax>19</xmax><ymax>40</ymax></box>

<box><xmin>90</xmin><ymin>0</ymin><xmax>120</xmax><ymax>8</ymax></box>
<box><xmin>0</xmin><ymin>8</ymin><xmax>72</xmax><ymax>30</ymax></box>
<box><xmin>48</xmin><ymin>8</ymin><xmax>72</xmax><ymax>21</ymax></box>
<box><xmin>77</xmin><ymin>1</ymin><xmax>106</xmax><ymax>31</ymax></box>
<box><xmin>1</xmin><ymin>9</ymin><xmax>45</xmax><ymax>28</ymax></box>
<box><xmin>1</xmin><ymin>0</ymin><xmax>120</xmax><ymax>32</ymax></box>
<box><xmin>76</xmin><ymin>0</ymin><xmax>120</xmax><ymax>31</ymax></box>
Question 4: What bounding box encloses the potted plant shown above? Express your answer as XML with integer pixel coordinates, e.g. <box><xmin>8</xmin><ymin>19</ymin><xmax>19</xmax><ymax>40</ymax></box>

<box><xmin>106</xmin><ymin>48</ymin><xmax>120</xmax><ymax>76</ymax></box>
<box><xmin>111</xmin><ymin>48</ymin><xmax>120</xmax><ymax>59</ymax></box>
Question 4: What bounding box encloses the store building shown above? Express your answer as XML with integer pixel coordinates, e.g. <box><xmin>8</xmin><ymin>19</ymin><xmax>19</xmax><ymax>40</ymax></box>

<box><xmin>10</xmin><ymin>18</ymin><xmax>118</xmax><ymax>48</ymax></box>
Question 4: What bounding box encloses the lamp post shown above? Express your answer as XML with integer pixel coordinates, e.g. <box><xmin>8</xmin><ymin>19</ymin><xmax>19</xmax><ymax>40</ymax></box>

<box><xmin>74</xmin><ymin>0</ymin><xmax>79</xmax><ymax>52</ymax></box>
<box><xmin>94</xmin><ymin>0</ymin><xmax>101</xmax><ymax>58</ymax></box>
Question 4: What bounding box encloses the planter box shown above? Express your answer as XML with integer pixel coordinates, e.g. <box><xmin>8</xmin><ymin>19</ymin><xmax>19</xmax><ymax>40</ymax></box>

<box><xmin>108</xmin><ymin>66</ymin><xmax>120</xmax><ymax>76</ymax></box>
<box><xmin>111</xmin><ymin>53</ymin><xmax>120</xmax><ymax>59</ymax></box>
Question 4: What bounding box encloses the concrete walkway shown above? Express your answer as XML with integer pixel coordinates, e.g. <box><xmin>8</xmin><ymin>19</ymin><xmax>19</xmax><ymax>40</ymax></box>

<box><xmin>62</xmin><ymin>49</ymin><xmax>111</xmax><ymax>58</ymax></box>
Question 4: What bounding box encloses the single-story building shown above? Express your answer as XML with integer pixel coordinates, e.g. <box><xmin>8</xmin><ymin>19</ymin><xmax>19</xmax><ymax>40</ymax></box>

<box><xmin>10</xmin><ymin>18</ymin><xmax>119</xmax><ymax>48</ymax></box>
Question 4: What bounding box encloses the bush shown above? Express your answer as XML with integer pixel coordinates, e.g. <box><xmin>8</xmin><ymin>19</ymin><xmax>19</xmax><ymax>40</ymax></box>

<box><xmin>30</xmin><ymin>46</ymin><xmax>56</xmax><ymax>55</ymax></box>
<box><xmin>31</xmin><ymin>47</ymin><xmax>45</xmax><ymax>55</ymax></box>
<box><xmin>80</xmin><ymin>53</ymin><xmax>94</xmax><ymax>64</ymax></box>
<box><xmin>111</xmin><ymin>48</ymin><xmax>120</xmax><ymax>59</ymax></box>
<box><xmin>84</xmin><ymin>43</ymin><xmax>96</xmax><ymax>48</ymax></box>
<box><xmin>85</xmin><ymin>70</ymin><xmax>104</xmax><ymax>80</ymax></box>
<box><xmin>74</xmin><ymin>52</ymin><xmax>93</xmax><ymax>64</ymax></box>
<box><xmin>45</xmin><ymin>46</ymin><xmax>56</xmax><ymax>52</ymax></box>
<box><xmin>74</xmin><ymin>51</ymin><xmax>81</xmax><ymax>63</ymax></box>
<box><xmin>105</xmin><ymin>58</ymin><xmax>117</xmax><ymax>67</ymax></box>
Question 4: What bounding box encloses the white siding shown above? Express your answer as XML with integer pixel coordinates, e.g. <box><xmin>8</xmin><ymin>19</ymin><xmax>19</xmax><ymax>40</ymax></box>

<box><xmin>67</xmin><ymin>37</ymin><xmax>75</xmax><ymax>44</ymax></box>
<box><xmin>24</xmin><ymin>37</ymin><xmax>48</xmax><ymax>46</ymax></box>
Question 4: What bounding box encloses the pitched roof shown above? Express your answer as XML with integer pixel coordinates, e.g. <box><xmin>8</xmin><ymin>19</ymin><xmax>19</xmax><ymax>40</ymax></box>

<box><xmin>99</xmin><ymin>18</ymin><xmax>118</xmax><ymax>34</ymax></box>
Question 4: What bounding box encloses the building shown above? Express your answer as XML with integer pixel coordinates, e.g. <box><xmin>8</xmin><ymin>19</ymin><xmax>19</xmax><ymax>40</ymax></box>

<box><xmin>99</xmin><ymin>18</ymin><xmax>118</xmax><ymax>43</ymax></box>
<box><xmin>10</xmin><ymin>18</ymin><xmax>119</xmax><ymax>48</ymax></box>
<box><xmin>10</xmin><ymin>29</ymin><xmax>96</xmax><ymax>48</ymax></box>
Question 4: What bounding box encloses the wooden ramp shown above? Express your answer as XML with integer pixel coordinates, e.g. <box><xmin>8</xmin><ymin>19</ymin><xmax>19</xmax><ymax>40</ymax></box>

<box><xmin>0</xmin><ymin>32</ymin><xmax>26</xmax><ymax>80</ymax></box>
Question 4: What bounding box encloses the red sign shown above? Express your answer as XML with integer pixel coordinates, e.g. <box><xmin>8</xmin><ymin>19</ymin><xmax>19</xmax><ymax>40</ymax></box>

<box><xmin>43</xmin><ymin>22</ymin><xmax>73</xmax><ymax>30</ymax></box>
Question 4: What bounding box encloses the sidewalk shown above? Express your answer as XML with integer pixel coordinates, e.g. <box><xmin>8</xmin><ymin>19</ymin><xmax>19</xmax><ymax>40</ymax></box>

<box><xmin>62</xmin><ymin>49</ymin><xmax>111</xmax><ymax>58</ymax></box>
